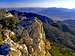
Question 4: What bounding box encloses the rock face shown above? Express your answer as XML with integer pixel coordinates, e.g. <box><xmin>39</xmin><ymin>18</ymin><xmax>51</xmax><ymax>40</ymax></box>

<box><xmin>19</xmin><ymin>19</ymin><xmax>51</xmax><ymax>56</ymax></box>
<box><xmin>28</xmin><ymin>19</ymin><xmax>46</xmax><ymax>56</ymax></box>
<box><xmin>1</xmin><ymin>19</ymin><xmax>51</xmax><ymax>56</ymax></box>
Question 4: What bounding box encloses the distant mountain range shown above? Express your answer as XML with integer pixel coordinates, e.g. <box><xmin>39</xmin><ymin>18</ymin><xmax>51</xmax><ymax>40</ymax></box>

<box><xmin>7</xmin><ymin>7</ymin><xmax>75</xmax><ymax>20</ymax></box>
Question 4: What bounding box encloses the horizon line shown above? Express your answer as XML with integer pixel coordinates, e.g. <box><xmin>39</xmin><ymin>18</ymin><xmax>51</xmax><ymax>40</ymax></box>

<box><xmin>0</xmin><ymin>7</ymin><xmax>74</xmax><ymax>9</ymax></box>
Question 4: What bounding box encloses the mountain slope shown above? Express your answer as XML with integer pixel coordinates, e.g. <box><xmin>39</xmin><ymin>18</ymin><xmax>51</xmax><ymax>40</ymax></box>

<box><xmin>9</xmin><ymin>10</ymin><xmax>75</xmax><ymax>51</ymax></box>
<box><xmin>0</xmin><ymin>9</ymin><xmax>75</xmax><ymax>56</ymax></box>
<box><xmin>62</xmin><ymin>20</ymin><xmax>75</xmax><ymax>27</ymax></box>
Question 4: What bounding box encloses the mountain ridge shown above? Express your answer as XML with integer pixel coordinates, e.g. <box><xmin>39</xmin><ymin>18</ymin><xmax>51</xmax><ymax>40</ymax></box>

<box><xmin>0</xmin><ymin>9</ymin><xmax>75</xmax><ymax>56</ymax></box>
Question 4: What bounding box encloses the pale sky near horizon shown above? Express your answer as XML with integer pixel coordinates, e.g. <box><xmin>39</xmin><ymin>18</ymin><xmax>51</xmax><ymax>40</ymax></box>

<box><xmin>0</xmin><ymin>0</ymin><xmax>75</xmax><ymax>9</ymax></box>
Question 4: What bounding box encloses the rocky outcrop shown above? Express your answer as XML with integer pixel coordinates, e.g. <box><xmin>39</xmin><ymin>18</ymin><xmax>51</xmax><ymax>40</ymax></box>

<box><xmin>19</xmin><ymin>19</ymin><xmax>52</xmax><ymax>56</ymax></box>
<box><xmin>0</xmin><ymin>19</ymin><xmax>52</xmax><ymax>56</ymax></box>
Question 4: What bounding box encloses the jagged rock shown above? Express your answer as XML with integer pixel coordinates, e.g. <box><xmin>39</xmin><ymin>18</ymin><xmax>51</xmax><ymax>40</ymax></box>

<box><xmin>19</xmin><ymin>19</ymin><xmax>52</xmax><ymax>56</ymax></box>
<box><xmin>2</xmin><ymin>22</ymin><xmax>50</xmax><ymax>56</ymax></box>
<box><xmin>2</xmin><ymin>30</ymin><xmax>28</xmax><ymax>56</ymax></box>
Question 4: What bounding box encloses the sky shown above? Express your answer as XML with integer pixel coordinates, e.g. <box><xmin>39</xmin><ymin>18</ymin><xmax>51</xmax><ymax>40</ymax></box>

<box><xmin>0</xmin><ymin>0</ymin><xmax>75</xmax><ymax>8</ymax></box>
